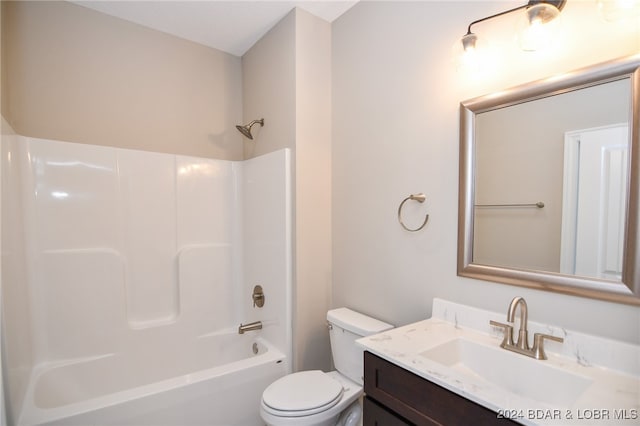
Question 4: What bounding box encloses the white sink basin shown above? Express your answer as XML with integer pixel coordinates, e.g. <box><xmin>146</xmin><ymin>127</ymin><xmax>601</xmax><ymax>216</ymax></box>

<box><xmin>420</xmin><ymin>338</ymin><xmax>593</xmax><ymax>406</ymax></box>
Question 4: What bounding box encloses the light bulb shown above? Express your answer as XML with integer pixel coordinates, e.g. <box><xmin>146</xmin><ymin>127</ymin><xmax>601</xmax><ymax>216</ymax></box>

<box><xmin>453</xmin><ymin>33</ymin><xmax>484</xmax><ymax>74</ymax></box>
<box><xmin>517</xmin><ymin>3</ymin><xmax>562</xmax><ymax>51</ymax></box>
<box><xmin>453</xmin><ymin>32</ymin><xmax>501</xmax><ymax>80</ymax></box>
<box><xmin>459</xmin><ymin>33</ymin><xmax>480</xmax><ymax>70</ymax></box>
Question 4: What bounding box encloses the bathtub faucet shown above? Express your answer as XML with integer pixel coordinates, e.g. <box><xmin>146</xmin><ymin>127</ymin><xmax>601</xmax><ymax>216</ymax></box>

<box><xmin>238</xmin><ymin>321</ymin><xmax>262</xmax><ymax>334</ymax></box>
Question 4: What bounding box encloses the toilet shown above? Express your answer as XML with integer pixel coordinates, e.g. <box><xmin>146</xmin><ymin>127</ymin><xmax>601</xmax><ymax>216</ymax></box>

<box><xmin>260</xmin><ymin>308</ymin><xmax>393</xmax><ymax>426</ymax></box>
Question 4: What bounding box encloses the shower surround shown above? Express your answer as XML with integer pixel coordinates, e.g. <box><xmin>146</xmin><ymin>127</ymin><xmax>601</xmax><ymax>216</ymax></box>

<box><xmin>1</xmin><ymin>136</ymin><xmax>292</xmax><ymax>425</ymax></box>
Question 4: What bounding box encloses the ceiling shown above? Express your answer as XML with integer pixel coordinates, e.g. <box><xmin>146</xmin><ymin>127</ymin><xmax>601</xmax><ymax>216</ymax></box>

<box><xmin>71</xmin><ymin>1</ymin><xmax>359</xmax><ymax>57</ymax></box>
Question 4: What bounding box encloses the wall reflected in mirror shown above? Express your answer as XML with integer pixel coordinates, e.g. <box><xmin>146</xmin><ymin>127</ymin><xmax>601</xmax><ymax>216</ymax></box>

<box><xmin>473</xmin><ymin>78</ymin><xmax>630</xmax><ymax>282</ymax></box>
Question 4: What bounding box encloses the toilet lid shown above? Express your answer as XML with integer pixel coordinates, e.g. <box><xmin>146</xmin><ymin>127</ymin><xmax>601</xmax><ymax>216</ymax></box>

<box><xmin>262</xmin><ymin>370</ymin><xmax>344</xmax><ymax>416</ymax></box>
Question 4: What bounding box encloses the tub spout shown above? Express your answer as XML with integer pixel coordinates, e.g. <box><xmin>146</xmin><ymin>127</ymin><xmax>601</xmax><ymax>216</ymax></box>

<box><xmin>238</xmin><ymin>321</ymin><xmax>262</xmax><ymax>334</ymax></box>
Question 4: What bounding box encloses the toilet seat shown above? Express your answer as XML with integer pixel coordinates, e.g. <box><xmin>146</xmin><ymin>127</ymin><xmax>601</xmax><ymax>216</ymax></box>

<box><xmin>262</xmin><ymin>370</ymin><xmax>344</xmax><ymax>417</ymax></box>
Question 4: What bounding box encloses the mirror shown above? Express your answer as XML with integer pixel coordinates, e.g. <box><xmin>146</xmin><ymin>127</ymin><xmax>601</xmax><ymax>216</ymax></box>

<box><xmin>458</xmin><ymin>55</ymin><xmax>640</xmax><ymax>305</ymax></box>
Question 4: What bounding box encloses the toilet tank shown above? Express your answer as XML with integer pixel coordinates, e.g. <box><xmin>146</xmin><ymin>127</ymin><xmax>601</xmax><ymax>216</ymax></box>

<box><xmin>327</xmin><ymin>308</ymin><xmax>393</xmax><ymax>385</ymax></box>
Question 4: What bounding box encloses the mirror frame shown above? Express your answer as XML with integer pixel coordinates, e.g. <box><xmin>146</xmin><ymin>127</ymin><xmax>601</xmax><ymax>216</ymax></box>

<box><xmin>458</xmin><ymin>54</ymin><xmax>640</xmax><ymax>306</ymax></box>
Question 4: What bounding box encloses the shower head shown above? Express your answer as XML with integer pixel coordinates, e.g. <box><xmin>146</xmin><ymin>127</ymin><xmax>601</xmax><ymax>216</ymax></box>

<box><xmin>235</xmin><ymin>119</ymin><xmax>264</xmax><ymax>140</ymax></box>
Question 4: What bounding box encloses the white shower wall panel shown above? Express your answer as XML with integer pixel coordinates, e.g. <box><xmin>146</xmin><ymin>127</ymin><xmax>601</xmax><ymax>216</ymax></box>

<box><xmin>177</xmin><ymin>246</ymin><xmax>235</xmax><ymax>337</ymax></box>
<box><xmin>241</xmin><ymin>149</ymin><xmax>292</xmax><ymax>353</ymax></box>
<box><xmin>40</xmin><ymin>251</ymin><xmax>126</xmax><ymax>360</ymax></box>
<box><xmin>26</xmin><ymin>139</ymin><xmax>120</xmax><ymax>252</ymax></box>
<box><xmin>3</xmin><ymin>137</ymin><xmax>292</xmax><ymax>425</ymax></box>
<box><xmin>20</xmin><ymin>137</ymin><xmax>241</xmax><ymax>364</ymax></box>
<box><xmin>175</xmin><ymin>156</ymin><xmax>239</xmax><ymax>336</ymax></box>
<box><xmin>118</xmin><ymin>149</ymin><xmax>178</xmax><ymax>328</ymax></box>
<box><xmin>176</xmin><ymin>157</ymin><xmax>236</xmax><ymax>245</ymax></box>
<box><xmin>26</xmin><ymin>139</ymin><xmax>123</xmax><ymax>362</ymax></box>
<box><xmin>116</xmin><ymin>150</ymin><xmax>180</xmax><ymax>328</ymax></box>
<box><xmin>1</xmin><ymin>135</ymin><xmax>35</xmax><ymax>423</ymax></box>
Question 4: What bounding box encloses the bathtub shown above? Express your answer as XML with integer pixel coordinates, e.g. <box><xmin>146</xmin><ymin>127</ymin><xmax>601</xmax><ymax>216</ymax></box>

<box><xmin>17</xmin><ymin>333</ymin><xmax>287</xmax><ymax>426</ymax></box>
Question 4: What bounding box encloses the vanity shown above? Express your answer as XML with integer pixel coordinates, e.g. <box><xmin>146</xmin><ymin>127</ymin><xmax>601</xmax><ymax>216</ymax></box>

<box><xmin>363</xmin><ymin>351</ymin><xmax>517</xmax><ymax>425</ymax></box>
<box><xmin>358</xmin><ymin>299</ymin><xmax>640</xmax><ymax>426</ymax></box>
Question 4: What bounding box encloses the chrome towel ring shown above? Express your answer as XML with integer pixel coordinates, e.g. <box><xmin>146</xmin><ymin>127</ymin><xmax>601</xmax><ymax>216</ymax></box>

<box><xmin>398</xmin><ymin>193</ymin><xmax>429</xmax><ymax>232</ymax></box>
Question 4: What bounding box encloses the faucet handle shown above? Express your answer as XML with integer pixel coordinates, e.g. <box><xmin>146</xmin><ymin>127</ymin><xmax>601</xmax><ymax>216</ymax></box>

<box><xmin>252</xmin><ymin>285</ymin><xmax>265</xmax><ymax>308</ymax></box>
<box><xmin>532</xmin><ymin>333</ymin><xmax>564</xmax><ymax>360</ymax></box>
<box><xmin>489</xmin><ymin>320</ymin><xmax>514</xmax><ymax>348</ymax></box>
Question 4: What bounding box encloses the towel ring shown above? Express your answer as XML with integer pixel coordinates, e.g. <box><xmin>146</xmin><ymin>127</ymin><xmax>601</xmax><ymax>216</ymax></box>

<box><xmin>398</xmin><ymin>193</ymin><xmax>429</xmax><ymax>232</ymax></box>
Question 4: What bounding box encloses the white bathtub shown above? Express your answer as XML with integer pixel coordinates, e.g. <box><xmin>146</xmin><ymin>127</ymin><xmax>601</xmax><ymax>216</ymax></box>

<box><xmin>18</xmin><ymin>334</ymin><xmax>287</xmax><ymax>426</ymax></box>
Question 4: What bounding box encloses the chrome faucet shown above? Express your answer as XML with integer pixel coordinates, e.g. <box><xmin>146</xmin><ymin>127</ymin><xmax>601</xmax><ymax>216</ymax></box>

<box><xmin>238</xmin><ymin>320</ymin><xmax>262</xmax><ymax>334</ymax></box>
<box><xmin>490</xmin><ymin>297</ymin><xmax>563</xmax><ymax>360</ymax></box>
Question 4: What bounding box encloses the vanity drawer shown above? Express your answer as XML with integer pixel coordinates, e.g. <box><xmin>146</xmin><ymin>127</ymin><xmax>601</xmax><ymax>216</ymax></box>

<box><xmin>364</xmin><ymin>396</ymin><xmax>412</xmax><ymax>426</ymax></box>
<box><xmin>364</xmin><ymin>351</ymin><xmax>518</xmax><ymax>426</ymax></box>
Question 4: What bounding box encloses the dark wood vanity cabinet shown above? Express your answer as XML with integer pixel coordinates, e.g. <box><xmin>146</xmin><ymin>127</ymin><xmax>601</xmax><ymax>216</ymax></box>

<box><xmin>363</xmin><ymin>351</ymin><xmax>519</xmax><ymax>426</ymax></box>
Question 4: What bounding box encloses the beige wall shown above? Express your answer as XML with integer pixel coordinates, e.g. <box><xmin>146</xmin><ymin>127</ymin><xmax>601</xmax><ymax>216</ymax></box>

<box><xmin>242</xmin><ymin>9</ymin><xmax>332</xmax><ymax>372</ymax></box>
<box><xmin>241</xmin><ymin>10</ymin><xmax>296</xmax><ymax>159</ymax></box>
<box><xmin>1</xmin><ymin>1</ymin><xmax>243</xmax><ymax>160</ymax></box>
<box><xmin>293</xmin><ymin>10</ymin><xmax>332</xmax><ymax>372</ymax></box>
<box><xmin>332</xmin><ymin>1</ymin><xmax>640</xmax><ymax>344</ymax></box>
<box><xmin>242</xmin><ymin>9</ymin><xmax>333</xmax><ymax>372</ymax></box>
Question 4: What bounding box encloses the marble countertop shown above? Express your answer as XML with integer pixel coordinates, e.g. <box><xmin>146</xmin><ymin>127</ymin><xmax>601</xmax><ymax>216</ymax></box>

<box><xmin>357</xmin><ymin>299</ymin><xmax>640</xmax><ymax>426</ymax></box>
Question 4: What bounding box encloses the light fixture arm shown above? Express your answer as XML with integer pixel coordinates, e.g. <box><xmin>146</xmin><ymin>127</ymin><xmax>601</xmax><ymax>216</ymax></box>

<box><xmin>466</xmin><ymin>4</ymin><xmax>528</xmax><ymax>35</ymax></box>
<box><xmin>464</xmin><ymin>0</ymin><xmax>567</xmax><ymax>36</ymax></box>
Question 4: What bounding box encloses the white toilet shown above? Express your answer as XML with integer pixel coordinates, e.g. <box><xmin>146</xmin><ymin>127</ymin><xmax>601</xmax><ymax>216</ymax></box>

<box><xmin>260</xmin><ymin>308</ymin><xmax>393</xmax><ymax>426</ymax></box>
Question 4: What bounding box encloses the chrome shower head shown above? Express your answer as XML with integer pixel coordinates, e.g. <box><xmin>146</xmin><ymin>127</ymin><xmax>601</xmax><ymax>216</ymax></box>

<box><xmin>235</xmin><ymin>119</ymin><xmax>264</xmax><ymax>140</ymax></box>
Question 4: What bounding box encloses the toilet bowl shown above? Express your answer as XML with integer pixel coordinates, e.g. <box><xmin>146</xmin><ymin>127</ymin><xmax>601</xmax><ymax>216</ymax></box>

<box><xmin>260</xmin><ymin>308</ymin><xmax>393</xmax><ymax>426</ymax></box>
<box><xmin>260</xmin><ymin>371</ymin><xmax>361</xmax><ymax>426</ymax></box>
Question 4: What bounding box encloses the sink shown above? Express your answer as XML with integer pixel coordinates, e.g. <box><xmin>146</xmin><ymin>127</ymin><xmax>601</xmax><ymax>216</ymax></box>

<box><xmin>420</xmin><ymin>338</ymin><xmax>593</xmax><ymax>406</ymax></box>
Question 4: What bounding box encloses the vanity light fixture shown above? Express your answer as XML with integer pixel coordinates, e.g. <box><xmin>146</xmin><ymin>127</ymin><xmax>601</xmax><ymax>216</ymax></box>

<box><xmin>460</xmin><ymin>0</ymin><xmax>567</xmax><ymax>55</ymax></box>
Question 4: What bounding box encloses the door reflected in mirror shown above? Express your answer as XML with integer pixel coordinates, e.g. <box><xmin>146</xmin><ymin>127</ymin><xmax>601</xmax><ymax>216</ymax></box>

<box><xmin>560</xmin><ymin>123</ymin><xmax>628</xmax><ymax>281</ymax></box>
